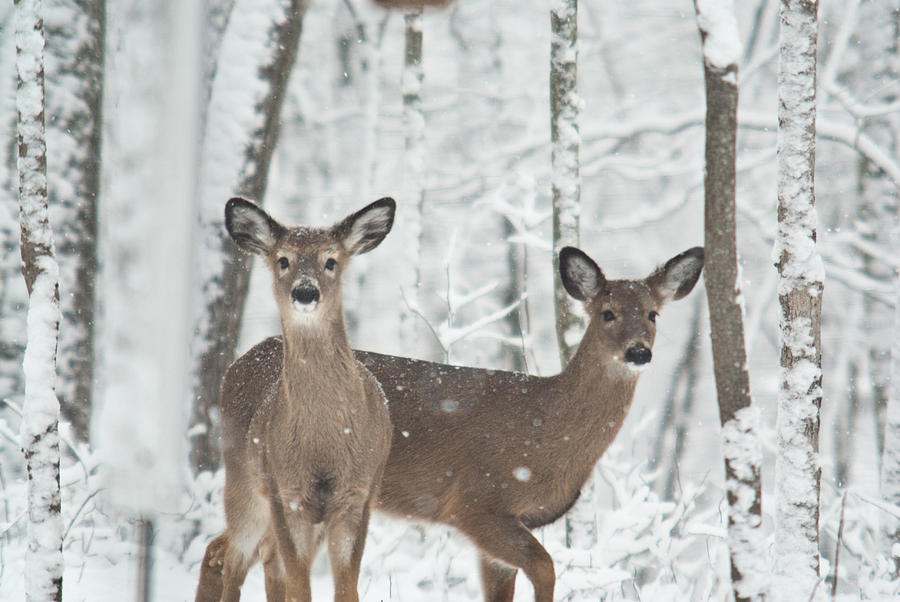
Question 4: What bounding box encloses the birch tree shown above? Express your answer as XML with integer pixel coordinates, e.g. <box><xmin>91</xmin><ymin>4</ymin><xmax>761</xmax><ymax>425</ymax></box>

<box><xmin>694</xmin><ymin>1</ymin><xmax>767</xmax><ymax>599</ymax></box>
<box><xmin>398</xmin><ymin>7</ymin><xmax>428</xmax><ymax>358</ymax></box>
<box><xmin>550</xmin><ymin>0</ymin><xmax>582</xmax><ymax>369</ymax></box>
<box><xmin>549</xmin><ymin>0</ymin><xmax>595</xmax><ymax>550</ymax></box>
<box><xmin>44</xmin><ymin>0</ymin><xmax>104</xmax><ymax>443</ymax></box>
<box><xmin>190</xmin><ymin>0</ymin><xmax>306</xmax><ymax>472</ymax></box>
<box><xmin>16</xmin><ymin>0</ymin><xmax>63</xmax><ymax>598</ymax></box>
<box><xmin>773</xmin><ymin>1</ymin><xmax>825</xmax><ymax>599</ymax></box>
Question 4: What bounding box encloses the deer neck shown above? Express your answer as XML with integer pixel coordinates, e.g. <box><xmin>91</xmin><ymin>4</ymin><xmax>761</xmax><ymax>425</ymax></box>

<box><xmin>553</xmin><ymin>321</ymin><xmax>641</xmax><ymax>446</ymax></box>
<box><xmin>280</xmin><ymin>314</ymin><xmax>355</xmax><ymax>398</ymax></box>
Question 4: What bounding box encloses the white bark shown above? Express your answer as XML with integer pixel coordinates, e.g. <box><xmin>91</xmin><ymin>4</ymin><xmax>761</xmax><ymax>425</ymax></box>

<box><xmin>550</xmin><ymin>0</ymin><xmax>593</xmax><ymax>550</ymax></box>
<box><xmin>399</xmin><ymin>8</ymin><xmax>427</xmax><ymax>358</ymax></box>
<box><xmin>550</xmin><ymin>0</ymin><xmax>583</xmax><ymax>370</ymax></box>
<box><xmin>93</xmin><ymin>0</ymin><xmax>198</xmax><ymax>516</ymax></box>
<box><xmin>16</xmin><ymin>0</ymin><xmax>63</xmax><ymax>599</ymax></box>
<box><xmin>773</xmin><ymin>1</ymin><xmax>825</xmax><ymax>600</ymax></box>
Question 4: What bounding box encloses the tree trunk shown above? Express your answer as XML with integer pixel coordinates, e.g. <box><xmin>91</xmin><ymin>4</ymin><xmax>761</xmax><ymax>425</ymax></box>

<box><xmin>773</xmin><ymin>1</ymin><xmax>824</xmax><ymax>600</ymax></box>
<box><xmin>694</xmin><ymin>2</ymin><xmax>767</xmax><ymax>600</ymax></box>
<box><xmin>189</xmin><ymin>0</ymin><xmax>306</xmax><ymax>473</ymax></box>
<box><xmin>550</xmin><ymin>0</ymin><xmax>593</xmax><ymax>550</ymax></box>
<box><xmin>44</xmin><ymin>0</ymin><xmax>104</xmax><ymax>443</ymax></box>
<box><xmin>398</xmin><ymin>7</ymin><xmax>428</xmax><ymax>359</ymax></box>
<box><xmin>16</xmin><ymin>0</ymin><xmax>64</xmax><ymax>599</ymax></box>
<box><xmin>550</xmin><ymin>0</ymin><xmax>582</xmax><ymax>370</ymax></box>
<box><xmin>1</xmin><ymin>4</ymin><xmax>27</xmax><ymax>410</ymax></box>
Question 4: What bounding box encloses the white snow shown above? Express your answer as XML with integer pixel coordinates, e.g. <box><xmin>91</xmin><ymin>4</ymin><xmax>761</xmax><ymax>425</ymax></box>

<box><xmin>693</xmin><ymin>0</ymin><xmax>742</xmax><ymax>74</ymax></box>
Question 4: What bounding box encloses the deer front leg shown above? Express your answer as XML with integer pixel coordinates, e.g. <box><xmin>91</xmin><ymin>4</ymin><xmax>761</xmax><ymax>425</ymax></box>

<box><xmin>460</xmin><ymin>514</ymin><xmax>555</xmax><ymax>602</ymax></box>
<box><xmin>479</xmin><ymin>554</ymin><xmax>518</xmax><ymax>602</ymax></box>
<box><xmin>326</xmin><ymin>501</ymin><xmax>373</xmax><ymax>602</ymax></box>
<box><xmin>194</xmin><ymin>534</ymin><xmax>227</xmax><ymax>602</ymax></box>
<box><xmin>258</xmin><ymin>529</ymin><xmax>285</xmax><ymax>602</ymax></box>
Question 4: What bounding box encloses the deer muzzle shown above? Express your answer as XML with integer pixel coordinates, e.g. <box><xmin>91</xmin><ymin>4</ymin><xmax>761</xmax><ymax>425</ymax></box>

<box><xmin>291</xmin><ymin>283</ymin><xmax>320</xmax><ymax>308</ymax></box>
<box><xmin>624</xmin><ymin>344</ymin><xmax>652</xmax><ymax>366</ymax></box>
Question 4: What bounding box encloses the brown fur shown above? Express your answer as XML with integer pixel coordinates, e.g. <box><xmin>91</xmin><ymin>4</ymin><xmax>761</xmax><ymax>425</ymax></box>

<box><xmin>195</xmin><ymin>197</ymin><xmax>395</xmax><ymax>602</ymax></box>
<box><xmin>196</xmin><ymin>245</ymin><xmax>703</xmax><ymax>602</ymax></box>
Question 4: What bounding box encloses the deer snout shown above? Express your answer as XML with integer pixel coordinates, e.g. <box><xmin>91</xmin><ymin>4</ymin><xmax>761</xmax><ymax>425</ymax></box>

<box><xmin>624</xmin><ymin>344</ymin><xmax>651</xmax><ymax>366</ymax></box>
<box><xmin>291</xmin><ymin>284</ymin><xmax>320</xmax><ymax>306</ymax></box>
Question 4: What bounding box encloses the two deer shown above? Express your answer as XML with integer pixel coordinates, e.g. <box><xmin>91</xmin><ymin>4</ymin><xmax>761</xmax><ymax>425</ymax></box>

<box><xmin>197</xmin><ymin>195</ymin><xmax>704</xmax><ymax>602</ymax></box>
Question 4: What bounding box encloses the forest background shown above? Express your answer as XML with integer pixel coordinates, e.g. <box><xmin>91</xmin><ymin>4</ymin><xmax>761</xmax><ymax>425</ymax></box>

<box><xmin>1</xmin><ymin>0</ymin><xmax>900</xmax><ymax>600</ymax></box>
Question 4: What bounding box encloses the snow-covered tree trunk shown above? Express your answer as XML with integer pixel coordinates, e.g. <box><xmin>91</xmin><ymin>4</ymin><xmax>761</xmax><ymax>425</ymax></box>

<box><xmin>94</xmin><ymin>0</ymin><xmax>200</xmax><ymax>526</ymax></box>
<box><xmin>550</xmin><ymin>0</ymin><xmax>594</xmax><ymax>550</ymax></box>
<box><xmin>1</xmin><ymin>3</ymin><xmax>28</xmax><ymax>409</ymax></box>
<box><xmin>190</xmin><ymin>0</ymin><xmax>306</xmax><ymax>473</ymax></box>
<box><xmin>773</xmin><ymin>1</ymin><xmax>825</xmax><ymax>600</ymax></box>
<box><xmin>550</xmin><ymin>0</ymin><xmax>582</xmax><ymax>370</ymax></box>
<box><xmin>43</xmin><ymin>0</ymin><xmax>104</xmax><ymax>443</ymax></box>
<box><xmin>399</xmin><ymin>7</ymin><xmax>428</xmax><ymax>359</ymax></box>
<box><xmin>694</xmin><ymin>3</ymin><xmax>767</xmax><ymax>599</ymax></box>
<box><xmin>16</xmin><ymin>1</ymin><xmax>63</xmax><ymax>599</ymax></box>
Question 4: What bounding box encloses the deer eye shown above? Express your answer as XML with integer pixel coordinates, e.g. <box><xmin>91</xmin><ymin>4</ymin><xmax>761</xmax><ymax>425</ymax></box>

<box><xmin>324</xmin><ymin>258</ymin><xmax>337</xmax><ymax>271</ymax></box>
<box><xmin>648</xmin><ymin>311</ymin><xmax>658</xmax><ymax>323</ymax></box>
<box><xmin>602</xmin><ymin>310</ymin><xmax>615</xmax><ymax>322</ymax></box>
<box><xmin>278</xmin><ymin>257</ymin><xmax>289</xmax><ymax>270</ymax></box>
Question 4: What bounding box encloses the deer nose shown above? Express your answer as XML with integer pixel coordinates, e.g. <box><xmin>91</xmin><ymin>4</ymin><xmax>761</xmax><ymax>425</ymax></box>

<box><xmin>624</xmin><ymin>344</ymin><xmax>651</xmax><ymax>365</ymax></box>
<box><xmin>292</xmin><ymin>284</ymin><xmax>320</xmax><ymax>305</ymax></box>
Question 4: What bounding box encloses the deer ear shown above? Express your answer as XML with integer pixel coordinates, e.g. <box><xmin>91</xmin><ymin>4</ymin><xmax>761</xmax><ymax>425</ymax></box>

<box><xmin>559</xmin><ymin>247</ymin><xmax>606</xmax><ymax>302</ymax></box>
<box><xmin>647</xmin><ymin>246</ymin><xmax>704</xmax><ymax>303</ymax></box>
<box><xmin>225</xmin><ymin>197</ymin><xmax>285</xmax><ymax>255</ymax></box>
<box><xmin>336</xmin><ymin>197</ymin><xmax>396</xmax><ymax>255</ymax></box>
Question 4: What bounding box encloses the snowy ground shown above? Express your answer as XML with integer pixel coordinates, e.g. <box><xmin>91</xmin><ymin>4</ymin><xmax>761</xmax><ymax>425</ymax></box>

<box><xmin>2</xmin><ymin>435</ymin><xmax>898</xmax><ymax>602</ymax></box>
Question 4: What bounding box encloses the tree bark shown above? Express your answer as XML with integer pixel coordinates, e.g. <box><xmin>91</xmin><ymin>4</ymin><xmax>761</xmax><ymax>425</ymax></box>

<box><xmin>16</xmin><ymin>0</ymin><xmax>64</xmax><ymax>599</ymax></box>
<box><xmin>773</xmin><ymin>1</ymin><xmax>824</xmax><ymax>600</ymax></box>
<box><xmin>44</xmin><ymin>0</ymin><xmax>104</xmax><ymax>443</ymax></box>
<box><xmin>398</xmin><ymin>7</ymin><xmax>428</xmax><ymax>359</ymax></box>
<box><xmin>190</xmin><ymin>0</ymin><xmax>307</xmax><ymax>473</ymax></box>
<box><xmin>550</xmin><ymin>0</ymin><xmax>582</xmax><ymax>370</ymax></box>
<box><xmin>694</xmin><ymin>2</ymin><xmax>767</xmax><ymax>599</ymax></box>
<box><xmin>549</xmin><ymin>0</ymin><xmax>594</xmax><ymax>550</ymax></box>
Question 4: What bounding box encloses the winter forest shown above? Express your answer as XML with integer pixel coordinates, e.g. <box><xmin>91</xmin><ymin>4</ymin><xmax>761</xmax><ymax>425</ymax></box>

<box><xmin>2</xmin><ymin>0</ymin><xmax>900</xmax><ymax>600</ymax></box>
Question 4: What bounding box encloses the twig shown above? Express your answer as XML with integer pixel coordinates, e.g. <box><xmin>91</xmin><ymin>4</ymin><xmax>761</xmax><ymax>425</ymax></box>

<box><xmin>399</xmin><ymin>286</ymin><xmax>448</xmax><ymax>360</ymax></box>
<box><xmin>63</xmin><ymin>488</ymin><xmax>102</xmax><ymax>544</ymax></box>
<box><xmin>831</xmin><ymin>490</ymin><xmax>848</xmax><ymax>599</ymax></box>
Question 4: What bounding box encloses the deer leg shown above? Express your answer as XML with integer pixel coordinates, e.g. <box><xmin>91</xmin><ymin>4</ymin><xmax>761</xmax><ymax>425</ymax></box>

<box><xmin>479</xmin><ymin>554</ymin><xmax>518</xmax><ymax>602</ymax></box>
<box><xmin>194</xmin><ymin>533</ymin><xmax>227</xmax><ymax>602</ymax></box>
<box><xmin>326</xmin><ymin>502</ymin><xmax>371</xmax><ymax>602</ymax></box>
<box><xmin>460</xmin><ymin>514</ymin><xmax>555</xmax><ymax>602</ymax></box>
<box><xmin>220</xmin><ymin>533</ymin><xmax>260</xmax><ymax>602</ymax></box>
<box><xmin>259</xmin><ymin>529</ymin><xmax>285</xmax><ymax>602</ymax></box>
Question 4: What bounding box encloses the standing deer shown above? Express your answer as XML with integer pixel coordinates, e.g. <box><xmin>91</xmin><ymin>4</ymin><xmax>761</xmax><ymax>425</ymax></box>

<box><xmin>197</xmin><ymin>245</ymin><xmax>703</xmax><ymax>602</ymax></box>
<box><xmin>200</xmin><ymin>197</ymin><xmax>396</xmax><ymax>602</ymax></box>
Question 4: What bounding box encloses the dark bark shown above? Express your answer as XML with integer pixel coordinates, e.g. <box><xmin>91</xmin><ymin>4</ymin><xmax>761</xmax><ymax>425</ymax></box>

<box><xmin>44</xmin><ymin>0</ymin><xmax>104</xmax><ymax>443</ymax></box>
<box><xmin>695</xmin><ymin>2</ymin><xmax>765</xmax><ymax>599</ymax></box>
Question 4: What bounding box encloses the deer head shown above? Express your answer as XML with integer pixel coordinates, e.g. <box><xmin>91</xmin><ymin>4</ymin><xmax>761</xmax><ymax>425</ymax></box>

<box><xmin>225</xmin><ymin>197</ymin><xmax>396</xmax><ymax>331</ymax></box>
<box><xmin>559</xmin><ymin>246</ymin><xmax>704</xmax><ymax>370</ymax></box>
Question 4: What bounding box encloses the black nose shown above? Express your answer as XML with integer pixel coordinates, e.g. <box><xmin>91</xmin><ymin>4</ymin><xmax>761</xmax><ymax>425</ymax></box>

<box><xmin>625</xmin><ymin>345</ymin><xmax>651</xmax><ymax>365</ymax></box>
<box><xmin>292</xmin><ymin>285</ymin><xmax>320</xmax><ymax>305</ymax></box>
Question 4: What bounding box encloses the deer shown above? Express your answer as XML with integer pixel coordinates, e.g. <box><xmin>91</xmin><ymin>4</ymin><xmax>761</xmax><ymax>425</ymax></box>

<box><xmin>197</xmin><ymin>244</ymin><xmax>703</xmax><ymax>602</ymax></box>
<box><xmin>198</xmin><ymin>196</ymin><xmax>396</xmax><ymax>602</ymax></box>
